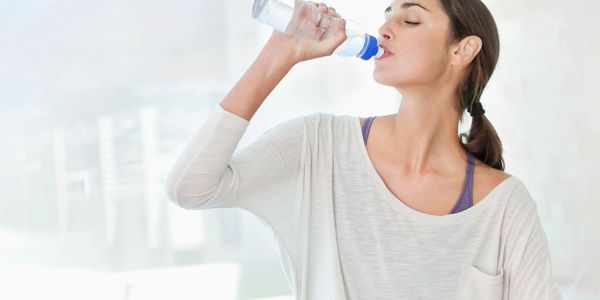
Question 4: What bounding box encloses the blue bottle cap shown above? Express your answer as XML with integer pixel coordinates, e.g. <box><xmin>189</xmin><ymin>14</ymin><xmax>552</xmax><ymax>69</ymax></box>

<box><xmin>358</xmin><ymin>34</ymin><xmax>380</xmax><ymax>60</ymax></box>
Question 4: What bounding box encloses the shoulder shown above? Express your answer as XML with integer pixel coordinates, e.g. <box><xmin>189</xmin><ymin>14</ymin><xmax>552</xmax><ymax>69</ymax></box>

<box><xmin>359</xmin><ymin>114</ymin><xmax>388</xmax><ymax>127</ymax></box>
<box><xmin>494</xmin><ymin>175</ymin><xmax>545</xmax><ymax>248</ymax></box>
<box><xmin>358</xmin><ymin>115</ymin><xmax>382</xmax><ymax>129</ymax></box>
<box><xmin>265</xmin><ymin>112</ymin><xmax>324</xmax><ymax>133</ymax></box>
<box><xmin>472</xmin><ymin>161</ymin><xmax>527</xmax><ymax>207</ymax></box>
<box><xmin>476</xmin><ymin>163</ymin><xmax>513</xmax><ymax>189</ymax></box>
<box><xmin>490</xmin><ymin>171</ymin><xmax>538</xmax><ymax>215</ymax></box>
<box><xmin>304</xmin><ymin>111</ymin><xmax>359</xmax><ymax>131</ymax></box>
<box><xmin>261</xmin><ymin>112</ymin><xmax>343</xmax><ymax>145</ymax></box>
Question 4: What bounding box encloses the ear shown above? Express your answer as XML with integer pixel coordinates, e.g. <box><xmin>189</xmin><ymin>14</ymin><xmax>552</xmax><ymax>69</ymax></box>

<box><xmin>450</xmin><ymin>35</ymin><xmax>482</xmax><ymax>67</ymax></box>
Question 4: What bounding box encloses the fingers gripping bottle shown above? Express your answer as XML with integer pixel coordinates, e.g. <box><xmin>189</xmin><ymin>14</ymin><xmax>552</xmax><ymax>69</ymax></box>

<box><xmin>252</xmin><ymin>0</ymin><xmax>384</xmax><ymax>60</ymax></box>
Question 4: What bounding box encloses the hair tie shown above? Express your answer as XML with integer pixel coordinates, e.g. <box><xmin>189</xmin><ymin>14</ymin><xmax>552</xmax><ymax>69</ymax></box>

<box><xmin>468</xmin><ymin>101</ymin><xmax>485</xmax><ymax>117</ymax></box>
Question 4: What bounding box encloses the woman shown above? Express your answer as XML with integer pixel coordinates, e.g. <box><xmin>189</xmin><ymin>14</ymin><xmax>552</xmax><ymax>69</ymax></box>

<box><xmin>165</xmin><ymin>0</ymin><xmax>562</xmax><ymax>299</ymax></box>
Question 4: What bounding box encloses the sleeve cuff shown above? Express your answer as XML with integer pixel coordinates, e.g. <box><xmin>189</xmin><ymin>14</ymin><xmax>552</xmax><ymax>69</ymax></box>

<box><xmin>213</xmin><ymin>103</ymin><xmax>251</xmax><ymax>129</ymax></box>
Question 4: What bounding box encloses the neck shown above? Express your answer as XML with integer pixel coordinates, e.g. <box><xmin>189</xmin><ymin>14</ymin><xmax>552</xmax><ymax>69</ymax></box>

<box><xmin>383</xmin><ymin>87</ymin><xmax>467</xmax><ymax>178</ymax></box>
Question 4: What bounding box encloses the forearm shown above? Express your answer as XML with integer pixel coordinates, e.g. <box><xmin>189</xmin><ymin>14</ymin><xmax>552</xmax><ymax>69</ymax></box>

<box><xmin>220</xmin><ymin>32</ymin><xmax>298</xmax><ymax>121</ymax></box>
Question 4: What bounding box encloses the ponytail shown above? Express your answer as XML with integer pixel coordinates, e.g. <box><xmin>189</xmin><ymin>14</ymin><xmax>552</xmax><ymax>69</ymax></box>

<box><xmin>460</xmin><ymin>112</ymin><xmax>505</xmax><ymax>171</ymax></box>
<box><xmin>441</xmin><ymin>0</ymin><xmax>505</xmax><ymax>171</ymax></box>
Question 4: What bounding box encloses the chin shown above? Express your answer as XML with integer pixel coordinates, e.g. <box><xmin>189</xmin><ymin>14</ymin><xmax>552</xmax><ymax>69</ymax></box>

<box><xmin>373</xmin><ymin>68</ymin><xmax>402</xmax><ymax>87</ymax></box>
<box><xmin>373</xmin><ymin>65</ymin><xmax>429</xmax><ymax>88</ymax></box>
<box><xmin>373</xmin><ymin>74</ymin><xmax>390</xmax><ymax>86</ymax></box>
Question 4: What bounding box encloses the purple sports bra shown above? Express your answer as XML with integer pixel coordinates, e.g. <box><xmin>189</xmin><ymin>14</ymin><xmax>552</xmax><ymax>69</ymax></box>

<box><xmin>361</xmin><ymin>116</ymin><xmax>475</xmax><ymax>214</ymax></box>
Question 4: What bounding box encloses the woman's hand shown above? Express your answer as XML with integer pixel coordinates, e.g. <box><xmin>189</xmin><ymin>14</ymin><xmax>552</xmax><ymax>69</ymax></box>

<box><xmin>271</xmin><ymin>0</ymin><xmax>347</xmax><ymax>63</ymax></box>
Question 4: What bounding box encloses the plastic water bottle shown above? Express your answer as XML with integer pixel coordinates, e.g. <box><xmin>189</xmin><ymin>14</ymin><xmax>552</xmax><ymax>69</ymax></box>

<box><xmin>252</xmin><ymin>0</ymin><xmax>383</xmax><ymax>60</ymax></box>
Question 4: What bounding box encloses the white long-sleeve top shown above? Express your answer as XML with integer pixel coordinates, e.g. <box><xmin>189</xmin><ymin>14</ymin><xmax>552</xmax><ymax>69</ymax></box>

<box><xmin>165</xmin><ymin>104</ymin><xmax>563</xmax><ymax>300</ymax></box>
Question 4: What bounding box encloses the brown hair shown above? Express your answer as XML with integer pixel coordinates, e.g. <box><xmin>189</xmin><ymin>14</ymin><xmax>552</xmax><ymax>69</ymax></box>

<box><xmin>440</xmin><ymin>0</ymin><xmax>505</xmax><ymax>171</ymax></box>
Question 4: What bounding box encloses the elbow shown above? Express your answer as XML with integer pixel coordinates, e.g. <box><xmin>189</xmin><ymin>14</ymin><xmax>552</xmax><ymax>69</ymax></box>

<box><xmin>164</xmin><ymin>155</ymin><xmax>234</xmax><ymax>210</ymax></box>
<box><xmin>164</xmin><ymin>172</ymin><xmax>188</xmax><ymax>209</ymax></box>
<box><xmin>164</xmin><ymin>171</ymin><xmax>214</xmax><ymax>210</ymax></box>
<box><xmin>164</xmin><ymin>176</ymin><xmax>187</xmax><ymax>209</ymax></box>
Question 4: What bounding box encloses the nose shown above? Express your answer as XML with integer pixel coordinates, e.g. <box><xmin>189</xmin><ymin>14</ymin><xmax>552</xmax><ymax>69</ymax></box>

<box><xmin>377</xmin><ymin>25</ymin><xmax>392</xmax><ymax>44</ymax></box>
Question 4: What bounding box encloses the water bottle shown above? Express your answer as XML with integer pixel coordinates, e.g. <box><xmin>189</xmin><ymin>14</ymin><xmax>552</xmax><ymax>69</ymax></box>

<box><xmin>252</xmin><ymin>0</ymin><xmax>383</xmax><ymax>60</ymax></box>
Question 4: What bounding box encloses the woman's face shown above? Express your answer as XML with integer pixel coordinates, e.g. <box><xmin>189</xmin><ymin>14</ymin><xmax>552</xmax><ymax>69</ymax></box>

<box><xmin>373</xmin><ymin>0</ymin><xmax>453</xmax><ymax>88</ymax></box>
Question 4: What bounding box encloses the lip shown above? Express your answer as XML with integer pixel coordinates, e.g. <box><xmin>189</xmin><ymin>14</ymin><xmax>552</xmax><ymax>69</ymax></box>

<box><xmin>375</xmin><ymin>45</ymin><xmax>394</xmax><ymax>61</ymax></box>
<box><xmin>375</xmin><ymin>52</ymin><xmax>393</xmax><ymax>61</ymax></box>
<box><xmin>379</xmin><ymin>45</ymin><xmax>394</xmax><ymax>54</ymax></box>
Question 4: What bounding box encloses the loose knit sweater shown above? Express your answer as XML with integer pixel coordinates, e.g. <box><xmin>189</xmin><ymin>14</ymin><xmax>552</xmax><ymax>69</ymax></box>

<box><xmin>165</xmin><ymin>104</ymin><xmax>563</xmax><ymax>300</ymax></box>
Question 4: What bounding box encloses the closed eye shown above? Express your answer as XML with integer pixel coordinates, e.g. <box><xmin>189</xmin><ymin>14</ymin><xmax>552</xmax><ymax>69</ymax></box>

<box><xmin>405</xmin><ymin>21</ymin><xmax>420</xmax><ymax>25</ymax></box>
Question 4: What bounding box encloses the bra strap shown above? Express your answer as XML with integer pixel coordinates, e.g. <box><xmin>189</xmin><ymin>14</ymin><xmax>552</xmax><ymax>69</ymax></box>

<box><xmin>362</xmin><ymin>116</ymin><xmax>376</xmax><ymax>144</ymax></box>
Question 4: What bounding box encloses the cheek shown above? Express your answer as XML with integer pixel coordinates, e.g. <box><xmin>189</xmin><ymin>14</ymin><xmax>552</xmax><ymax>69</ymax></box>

<box><xmin>373</xmin><ymin>33</ymin><xmax>450</xmax><ymax>84</ymax></box>
<box><xmin>374</xmin><ymin>43</ymin><xmax>445</xmax><ymax>84</ymax></box>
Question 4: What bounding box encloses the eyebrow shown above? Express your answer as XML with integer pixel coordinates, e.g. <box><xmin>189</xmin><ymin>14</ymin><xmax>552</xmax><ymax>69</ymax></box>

<box><xmin>385</xmin><ymin>2</ymin><xmax>430</xmax><ymax>14</ymax></box>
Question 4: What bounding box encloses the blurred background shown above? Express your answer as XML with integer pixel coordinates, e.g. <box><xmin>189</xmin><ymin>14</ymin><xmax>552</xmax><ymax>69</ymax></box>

<box><xmin>0</xmin><ymin>0</ymin><xmax>598</xmax><ymax>299</ymax></box>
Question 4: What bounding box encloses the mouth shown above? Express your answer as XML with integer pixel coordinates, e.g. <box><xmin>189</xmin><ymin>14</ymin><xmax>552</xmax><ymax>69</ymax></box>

<box><xmin>375</xmin><ymin>45</ymin><xmax>394</xmax><ymax>60</ymax></box>
<box><xmin>379</xmin><ymin>44</ymin><xmax>393</xmax><ymax>54</ymax></box>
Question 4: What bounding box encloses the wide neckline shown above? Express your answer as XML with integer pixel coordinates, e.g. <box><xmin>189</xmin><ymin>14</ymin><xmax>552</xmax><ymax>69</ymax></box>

<box><xmin>351</xmin><ymin>115</ymin><xmax>516</xmax><ymax>224</ymax></box>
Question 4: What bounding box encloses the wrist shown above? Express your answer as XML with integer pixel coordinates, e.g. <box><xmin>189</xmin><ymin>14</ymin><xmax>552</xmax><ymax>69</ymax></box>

<box><xmin>263</xmin><ymin>31</ymin><xmax>301</xmax><ymax>66</ymax></box>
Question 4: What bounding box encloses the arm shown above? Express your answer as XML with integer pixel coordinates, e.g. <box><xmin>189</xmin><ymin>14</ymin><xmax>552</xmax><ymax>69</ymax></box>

<box><xmin>164</xmin><ymin>33</ymin><xmax>305</xmax><ymax>211</ymax></box>
<box><xmin>508</xmin><ymin>205</ymin><xmax>563</xmax><ymax>300</ymax></box>
<box><xmin>165</xmin><ymin>1</ymin><xmax>346</xmax><ymax>211</ymax></box>
<box><xmin>221</xmin><ymin>0</ymin><xmax>348</xmax><ymax>121</ymax></box>
<box><xmin>220</xmin><ymin>32</ymin><xmax>298</xmax><ymax>122</ymax></box>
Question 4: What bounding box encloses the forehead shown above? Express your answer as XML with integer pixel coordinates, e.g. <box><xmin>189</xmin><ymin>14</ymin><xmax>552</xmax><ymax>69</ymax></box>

<box><xmin>387</xmin><ymin>0</ymin><xmax>438</xmax><ymax>13</ymax></box>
